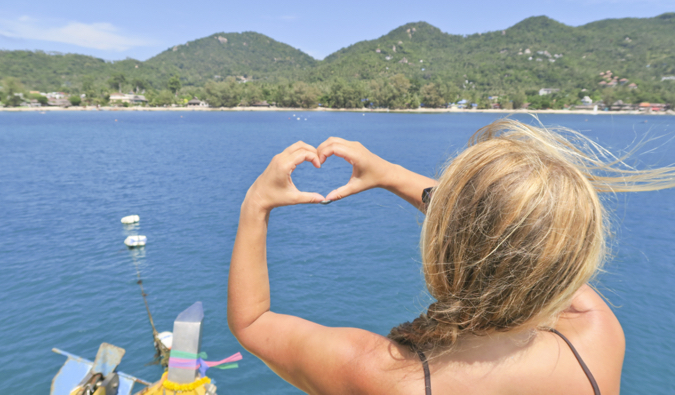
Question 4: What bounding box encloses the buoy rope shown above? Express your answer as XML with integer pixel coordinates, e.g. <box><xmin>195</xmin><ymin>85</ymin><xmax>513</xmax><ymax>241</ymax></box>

<box><xmin>130</xmin><ymin>253</ymin><xmax>170</xmax><ymax>367</ymax></box>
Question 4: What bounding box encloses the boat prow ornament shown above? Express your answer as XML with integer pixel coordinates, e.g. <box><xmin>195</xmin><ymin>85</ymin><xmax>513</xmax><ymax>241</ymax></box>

<box><xmin>51</xmin><ymin>302</ymin><xmax>242</xmax><ymax>395</ymax></box>
<box><xmin>51</xmin><ymin>343</ymin><xmax>150</xmax><ymax>395</ymax></box>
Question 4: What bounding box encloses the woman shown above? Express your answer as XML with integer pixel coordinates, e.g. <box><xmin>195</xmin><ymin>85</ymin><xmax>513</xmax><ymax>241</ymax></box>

<box><xmin>227</xmin><ymin>119</ymin><xmax>675</xmax><ymax>394</ymax></box>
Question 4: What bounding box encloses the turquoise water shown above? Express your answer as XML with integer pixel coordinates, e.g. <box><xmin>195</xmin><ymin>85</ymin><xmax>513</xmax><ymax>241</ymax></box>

<box><xmin>1</xmin><ymin>111</ymin><xmax>674</xmax><ymax>394</ymax></box>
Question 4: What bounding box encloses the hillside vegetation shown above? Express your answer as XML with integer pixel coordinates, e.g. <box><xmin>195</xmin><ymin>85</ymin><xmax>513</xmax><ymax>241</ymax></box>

<box><xmin>1</xmin><ymin>13</ymin><xmax>673</xmax><ymax>109</ymax></box>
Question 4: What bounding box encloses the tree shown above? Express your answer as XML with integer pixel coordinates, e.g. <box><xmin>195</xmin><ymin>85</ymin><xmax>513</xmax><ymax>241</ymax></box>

<box><xmin>240</xmin><ymin>84</ymin><xmax>264</xmax><ymax>106</ymax></box>
<box><xmin>388</xmin><ymin>74</ymin><xmax>412</xmax><ymax>109</ymax></box>
<box><xmin>204</xmin><ymin>77</ymin><xmax>241</xmax><ymax>107</ymax></box>
<box><xmin>149</xmin><ymin>90</ymin><xmax>176</xmax><ymax>107</ymax></box>
<box><xmin>28</xmin><ymin>93</ymin><xmax>49</xmax><ymax>106</ymax></box>
<box><xmin>326</xmin><ymin>79</ymin><xmax>367</xmax><ymax>108</ymax></box>
<box><xmin>168</xmin><ymin>75</ymin><xmax>182</xmax><ymax>94</ymax></box>
<box><xmin>408</xmin><ymin>94</ymin><xmax>421</xmax><ymax>109</ymax></box>
<box><xmin>82</xmin><ymin>76</ymin><xmax>97</xmax><ymax>104</ymax></box>
<box><xmin>512</xmin><ymin>91</ymin><xmax>526</xmax><ymax>109</ymax></box>
<box><xmin>69</xmin><ymin>95</ymin><xmax>82</xmax><ymax>106</ymax></box>
<box><xmin>289</xmin><ymin>82</ymin><xmax>320</xmax><ymax>108</ymax></box>
<box><xmin>1</xmin><ymin>77</ymin><xmax>24</xmax><ymax>107</ymax></box>
<box><xmin>107</xmin><ymin>73</ymin><xmax>127</xmax><ymax>92</ymax></box>
<box><xmin>420</xmin><ymin>83</ymin><xmax>445</xmax><ymax>108</ymax></box>
<box><xmin>131</xmin><ymin>78</ymin><xmax>149</xmax><ymax>92</ymax></box>
<box><xmin>600</xmin><ymin>88</ymin><xmax>615</xmax><ymax>108</ymax></box>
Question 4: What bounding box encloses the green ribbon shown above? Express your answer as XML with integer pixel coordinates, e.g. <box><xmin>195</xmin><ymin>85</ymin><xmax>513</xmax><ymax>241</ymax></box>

<box><xmin>170</xmin><ymin>350</ymin><xmax>208</xmax><ymax>359</ymax></box>
<box><xmin>213</xmin><ymin>363</ymin><xmax>239</xmax><ymax>370</ymax></box>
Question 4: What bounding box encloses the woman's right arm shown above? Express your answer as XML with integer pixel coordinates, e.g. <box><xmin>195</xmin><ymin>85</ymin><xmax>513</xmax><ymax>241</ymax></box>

<box><xmin>317</xmin><ymin>137</ymin><xmax>437</xmax><ymax>212</ymax></box>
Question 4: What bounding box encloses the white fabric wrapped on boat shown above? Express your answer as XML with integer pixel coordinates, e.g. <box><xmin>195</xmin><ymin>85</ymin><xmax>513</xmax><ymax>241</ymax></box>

<box><xmin>157</xmin><ymin>331</ymin><xmax>173</xmax><ymax>350</ymax></box>
<box><xmin>124</xmin><ymin>235</ymin><xmax>147</xmax><ymax>247</ymax></box>
<box><xmin>121</xmin><ymin>215</ymin><xmax>140</xmax><ymax>224</ymax></box>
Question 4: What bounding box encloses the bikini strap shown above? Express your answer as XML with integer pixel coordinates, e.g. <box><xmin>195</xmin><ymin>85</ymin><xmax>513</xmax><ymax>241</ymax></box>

<box><xmin>416</xmin><ymin>349</ymin><xmax>432</xmax><ymax>395</ymax></box>
<box><xmin>549</xmin><ymin>328</ymin><xmax>601</xmax><ymax>395</ymax></box>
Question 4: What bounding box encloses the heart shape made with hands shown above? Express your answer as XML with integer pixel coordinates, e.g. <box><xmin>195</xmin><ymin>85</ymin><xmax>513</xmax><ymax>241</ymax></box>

<box><xmin>292</xmin><ymin>137</ymin><xmax>383</xmax><ymax>204</ymax></box>
<box><xmin>290</xmin><ymin>153</ymin><xmax>354</xmax><ymax>204</ymax></box>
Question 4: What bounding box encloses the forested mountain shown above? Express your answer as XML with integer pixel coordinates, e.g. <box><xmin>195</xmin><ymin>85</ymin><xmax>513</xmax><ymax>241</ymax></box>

<box><xmin>1</xmin><ymin>13</ymin><xmax>673</xmax><ymax>108</ymax></box>
<box><xmin>144</xmin><ymin>31</ymin><xmax>317</xmax><ymax>85</ymax></box>
<box><xmin>0</xmin><ymin>51</ymin><xmax>145</xmax><ymax>92</ymax></box>
<box><xmin>308</xmin><ymin>13</ymin><xmax>674</xmax><ymax>93</ymax></box>
<box><xmin>0</xmin><ymin>31</ymin><xmax>316</xmax><ymax>92</ymax></box>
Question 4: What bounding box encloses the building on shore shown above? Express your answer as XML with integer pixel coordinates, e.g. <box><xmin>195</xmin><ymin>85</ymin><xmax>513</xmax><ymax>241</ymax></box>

<box><xmin>109</xmin><ymin>92</ymin><xmax>148</xmax><ymax>105</ymax></box>
<box><xmin>538</xmin><ymin>88</ymin><xmax>560</xmax><ymax>96</ymax></box>
<box><xmin>48</xmin><ymin>98</ymin><xmax>71</xmax><ymax>107</ymax></box>
<box><xmin>639</xmin><ymin>103</ymin><xmax>669</xmax><ymax>112</ymax></box>
<box><xmin>187</xmin><ymin>98</ymin><xmax>209</xmax><ymax>107</ymax></box>
<box><xmin>610</xmin><ymin>100</ymin><xmax>637</xmax><ymax>111</ymax></box>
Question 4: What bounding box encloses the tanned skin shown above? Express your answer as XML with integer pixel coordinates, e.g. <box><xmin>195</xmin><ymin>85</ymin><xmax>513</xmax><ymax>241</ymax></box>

<box><xmin>227</xmin><ymin>138</ymin><xmax>624</xmax><ymax>395</ymax></box>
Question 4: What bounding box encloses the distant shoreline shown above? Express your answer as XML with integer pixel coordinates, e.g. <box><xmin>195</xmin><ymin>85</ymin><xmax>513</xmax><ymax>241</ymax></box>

<box><xmin>2</xmin><ymin>106</ymin><xmax>674</xmax><ymax>116</ymax></box>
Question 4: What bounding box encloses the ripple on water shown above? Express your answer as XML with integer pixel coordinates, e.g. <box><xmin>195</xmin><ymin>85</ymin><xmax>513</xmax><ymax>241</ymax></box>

<box><xmin>0</xmin><ymin>112</ymin><xmax>674</xmax><ymax>394</ymax></box>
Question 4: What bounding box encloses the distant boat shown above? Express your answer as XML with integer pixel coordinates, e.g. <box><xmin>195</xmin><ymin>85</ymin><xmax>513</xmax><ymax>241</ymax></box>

<box><xmin>124</xmin><ymin>235</ymin><xmax>147</xmax><ymax>247</ymax></box>
<box><xmin>121</xmin><ymin>215</ymin><xmax>140</xmax><ymax>224</ymax></box>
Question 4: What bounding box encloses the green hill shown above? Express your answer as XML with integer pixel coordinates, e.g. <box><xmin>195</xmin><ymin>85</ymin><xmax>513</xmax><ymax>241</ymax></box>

<box><xmin>304</xmin><ymin>13</ymin><xmax>674</xmax><ymax>94</ymax></box>
<box><xmin>144</xmin><ymin>31</ymin><xmax>318</xmax><ymax>85</ymax></box>
<box><xmin>0</xmin><ymin>31</ymin><xmax>316</xmax><ymax>92</ymax></box>
<box><xmin>1</xmin><ymin>13</ymin><xmax>674</xmax><ymax>108</ymax></box>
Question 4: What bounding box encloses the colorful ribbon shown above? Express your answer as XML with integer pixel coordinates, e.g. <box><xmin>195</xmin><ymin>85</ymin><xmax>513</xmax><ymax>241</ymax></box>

<box><xmin>168</xmin><ymin>351</ymin><xmax>243</xmax><ymax>377</ymax></box>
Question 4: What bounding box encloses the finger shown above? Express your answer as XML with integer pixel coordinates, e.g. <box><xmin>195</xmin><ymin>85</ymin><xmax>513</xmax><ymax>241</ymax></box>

<box><xmin>325</xmin><ymin>181</ymin><xmax>359</xmax><ymax>201</ymax></box>
<box><xmin>317</xmin><ymin>138</ymin><xmax>350</xmax><ymax>163</ymax></box>
<box><xmin>290</xmin><ymin>148</ymin><xmax>322</xmax><ymax>170</ymax></box>
<box><xmin>317</xmin><ymin>137</ymin><xmax>348</xmax><ymax>152</ymax></box>
<box><xmin>285</xmin><ymin>141</ymin><xmax>316</xmax><ymax>155</ymax></box>
<box><xmin>286</xmin><ymin>142</ymin><xmax>321</xmax><ymax>168</ymax></box>
<box><xmin>317</xmin><ymin>142</ymin><xmax>355</xmax><ymax>165</ymax></box>
<box><xmin>295</xmin><ymin>192</ymin><xmax>326</xmax><ymax>204</ymax></box>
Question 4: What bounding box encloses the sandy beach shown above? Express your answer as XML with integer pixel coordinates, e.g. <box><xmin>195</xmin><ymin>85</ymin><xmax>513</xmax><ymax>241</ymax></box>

<box><xmin>1</xmin><ymin>106</ymin><xmax>673</xmax><ymax>116</ymax></box>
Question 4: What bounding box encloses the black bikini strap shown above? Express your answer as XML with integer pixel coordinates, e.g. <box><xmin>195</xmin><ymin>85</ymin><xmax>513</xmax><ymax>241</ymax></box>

<box><xmin>416</xmin><ymin>349</ymin><xmax>432</xmax><ymax>395</ymax></box>
<box><xmin>549</xmin><ymin>328</ymin><xmax>601</xmax><ymax>395</ymax></box>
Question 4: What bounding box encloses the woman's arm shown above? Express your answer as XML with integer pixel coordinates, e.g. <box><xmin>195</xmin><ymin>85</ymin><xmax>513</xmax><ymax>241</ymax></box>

<box><xmin>227</xmin><ymin>142</ymin><xmax>406</xmax><ymax>393</ymax></box>
<box><xmin>228</xmin><ymin>141</ymin><xmax>324</xmax><ymax>336</ymax></box>
<box><xmin>317</xmin><ymin>137</ymin><xmax>437</xmax><ymax>212</ymax></box>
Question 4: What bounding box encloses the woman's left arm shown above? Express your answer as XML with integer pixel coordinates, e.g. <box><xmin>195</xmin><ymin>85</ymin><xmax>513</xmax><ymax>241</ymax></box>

<box><xmin>227</xmin><ymin>142</ymin><xmax>397</xmax><ymax>394</ymax></box>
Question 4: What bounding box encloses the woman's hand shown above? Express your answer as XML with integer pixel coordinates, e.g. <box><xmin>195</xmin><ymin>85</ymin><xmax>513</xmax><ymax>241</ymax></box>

<box><xmin>316</xmin><ymin>137</ymin><xmax>395</xmax><ymax>201</ymax></box>
<box><xmin>244</xmin><ymin>141</ymin><xmax>325</xmax><ymax>212</ymax></box>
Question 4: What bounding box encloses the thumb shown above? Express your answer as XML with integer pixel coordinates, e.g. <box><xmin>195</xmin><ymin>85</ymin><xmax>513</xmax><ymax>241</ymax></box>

<box><xmin>325</xmin><ymin>182</ymin><xmax>358</xmax><ymax>201</ymax></box>
<box><xmin>297</xmin><ymin>192</ymin><xmax>326</xmax><ymax>204</ymax></box>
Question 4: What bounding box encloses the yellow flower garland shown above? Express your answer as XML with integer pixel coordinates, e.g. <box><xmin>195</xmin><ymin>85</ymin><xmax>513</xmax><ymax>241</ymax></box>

<box><xmin>161</xmin><ymin>373</ymin><xmax>211</xmax><ymax>391</ymax></box>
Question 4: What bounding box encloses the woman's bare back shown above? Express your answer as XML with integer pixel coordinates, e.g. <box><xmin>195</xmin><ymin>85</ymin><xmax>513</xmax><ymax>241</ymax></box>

<box><xmin>353</xmin><ymin>285</ymin><xmax>624</xmax><ymax>395</ymax></box>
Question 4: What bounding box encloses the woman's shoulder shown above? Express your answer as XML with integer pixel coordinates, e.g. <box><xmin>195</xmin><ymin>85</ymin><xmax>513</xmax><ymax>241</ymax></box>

<box><xmin>556</xmin><ymin>284</ymin><xmax>625</xmax><ymax>349</ymax></box>
<box><xmin>553</xmin><ymin>284</ymin><xmax>625</xmax><ymax>395</ymax></box>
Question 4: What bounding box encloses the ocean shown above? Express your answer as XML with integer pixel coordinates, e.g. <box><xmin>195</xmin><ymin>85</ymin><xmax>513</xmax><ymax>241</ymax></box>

<box><xmin>1</xmin><ymin>111</ymin><xmax>674</xmax><ymax>394</ymax></box>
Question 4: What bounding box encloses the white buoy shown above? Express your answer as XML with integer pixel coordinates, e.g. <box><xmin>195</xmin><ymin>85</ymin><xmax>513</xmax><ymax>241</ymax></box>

<box><xmin>157</xmin><ymin>331</ymin><xmax>173</xmax><ymax>350</ymax></box>
<box><xmin>124</xmin><ymin>235</ymin><xmax>147</xmax><ymax>247</ymax></box>
<box><xmin>121</xmin><ymin>215</ymin><xmax>140</xmax><ymax>224</ymax></box>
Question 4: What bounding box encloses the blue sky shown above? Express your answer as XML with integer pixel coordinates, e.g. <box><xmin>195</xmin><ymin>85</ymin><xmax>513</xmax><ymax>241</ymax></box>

<box><xmin>0</xmin><ymin>0</ymin><xmax>672</xmax><ymax>61</ymax></box>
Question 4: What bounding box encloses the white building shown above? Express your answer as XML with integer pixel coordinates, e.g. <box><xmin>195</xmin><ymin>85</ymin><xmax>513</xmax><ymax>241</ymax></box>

<box><xmin>109</xmin><ymin>92</ymin><xmax>148</xmax><ymax>105</ymax></box>
<box><xmin>538</xmin><ymin>88</ymin><xmax>560</xmax><ymax>96</ymax></box>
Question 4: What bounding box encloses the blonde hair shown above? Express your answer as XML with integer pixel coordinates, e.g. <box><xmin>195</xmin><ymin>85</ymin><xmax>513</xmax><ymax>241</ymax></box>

<box><xmin>389</xmin><ymin>118</ymin><xmax>675</xmax><ymax>351</ymax></box>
